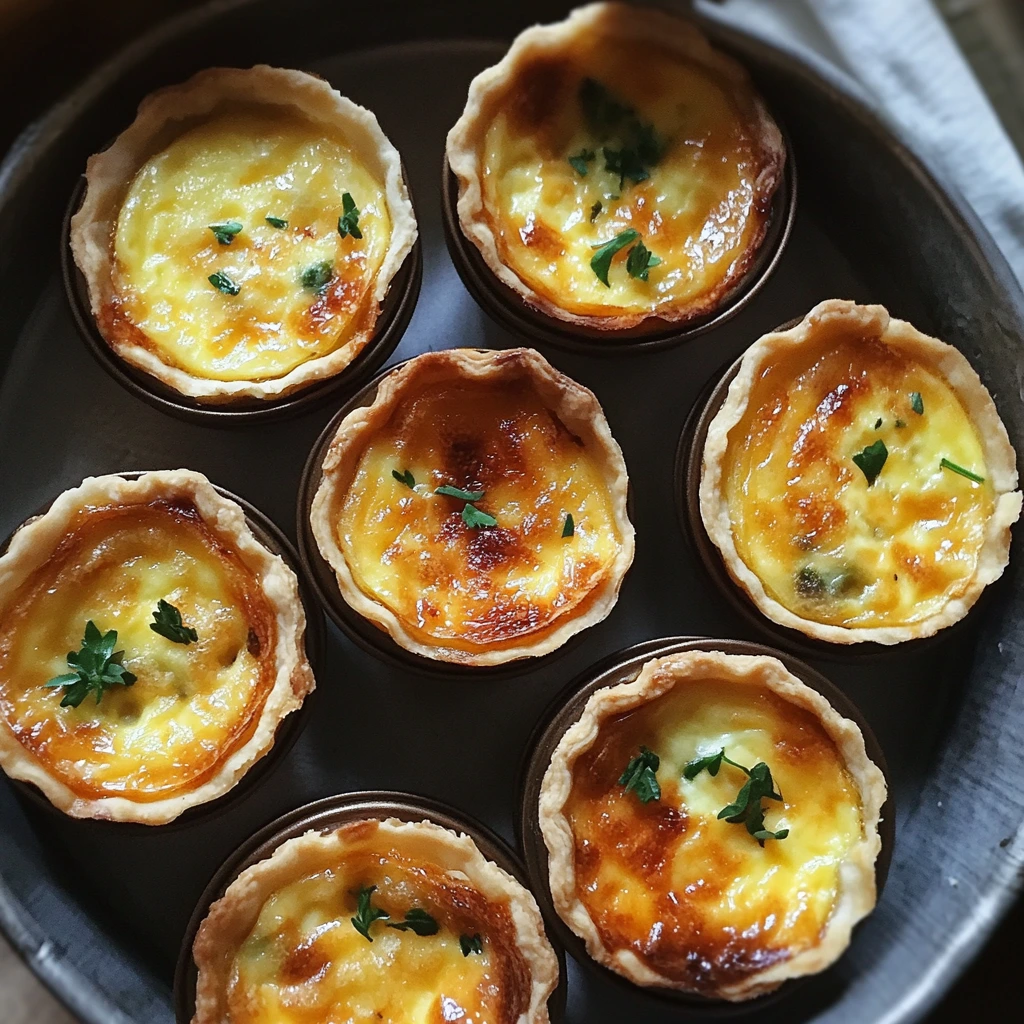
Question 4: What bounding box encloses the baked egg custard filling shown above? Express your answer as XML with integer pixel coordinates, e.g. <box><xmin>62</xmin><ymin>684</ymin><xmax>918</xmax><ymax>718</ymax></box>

<box><xmin>110</xmin><ymin>107</ymin><xmax>392</xmax><ymax>383</ymax></box>
<box><xmin>0</xmin><ymin>500</ymin><xmax>275</xmax><ymax>801</ymax></box>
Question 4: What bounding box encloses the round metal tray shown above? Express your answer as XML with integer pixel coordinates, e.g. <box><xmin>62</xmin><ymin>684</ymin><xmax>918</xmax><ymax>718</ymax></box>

<box><xmin>0</xmin><ymin>3</ymin><xmax>1022</xmax><ymax>1024</ymax></box>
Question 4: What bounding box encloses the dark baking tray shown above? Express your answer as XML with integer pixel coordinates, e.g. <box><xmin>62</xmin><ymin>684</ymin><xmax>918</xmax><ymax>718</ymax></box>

<box><xmin>0</xmin><ymin>2</ymin><xmax>1022</xmax><ymax>1024</ymax></box>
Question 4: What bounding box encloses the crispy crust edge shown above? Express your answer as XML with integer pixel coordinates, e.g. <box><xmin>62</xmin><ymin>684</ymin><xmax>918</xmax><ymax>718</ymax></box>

<box><xmin>191</xmin><ymin>817</ymin><xmax>559</xmax><ymax>1024</ymax></box>
<box><xmin>444</xmin><ymin>1</ymin><xmax>785</xmax><ymax>331</ymax></box>
<box><xmin>0</xmin><ymin>469</ymin><xmax>315</xmax><ymax>824</ymax></box>
<box><xmin>69</xmin><ymin>65</ymin><xmax>418</xmax><ymax>403</ymax></box>
<box><xmin>698</xmin><ymin>298</ymin><xmax>1022</xmax><ymax>644</ymax></box>
<box><xmin>537</xmin><ymin>650</ymin><xmax>887</xmax><ymax>999</ymax></box>
<box><xmin>309</xmin><ymin>347</ymin><xmax>636</xmax><ymax>665</ymax></box>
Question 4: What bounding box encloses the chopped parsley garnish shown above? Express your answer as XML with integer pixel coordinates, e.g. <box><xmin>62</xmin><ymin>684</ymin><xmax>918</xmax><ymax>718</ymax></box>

<box><xmin>209</xmin><ymin>220</ymin><xmax>242</xmax><ymax>245</ymax></box>
<box><xmin>625</xmin><ymin>238</ymin><xmax>661</xmax><ymax>281</ymax></box>
<box><xmin>435</xmin><ymin>484</ymin><xmax>485</xmax><ymax>502</ymax></box>
<box><xmin>852</xmin><ymin>439</ymin><xmax>888</xmax><ymax>486</ymax></box>
<box><xmin>462</xmin><ymin>503</ymin><xmax>497</xmax><ymax>529</ymax></box>
<box><xmin>589</xmin><ymin>200</ymin><xmax>603</xmax><ymax>222</ymax></box>
<box><xmin>603</xmin><ymin>145</ymin><xmax>650</xmax><ymax>190</ymax></box>
<box><xmin>265</xmin><ymin>215</ymin><xmax>288</xmax><ymax>229</ymax></box>
<box><xmin>590</xmin><ymin>228</ymin><xmax>639</xmax><ymax>286</ymax></box>
<box><xmin>794</xmin><ymin>565</ymin><xmax>854</xmax><ymax>599</ymax></box>
<box><xmin>910</xmin><ymin>391</ymin><xmax>924</xmax><ymax>415</ymax></box>
<box><xmin>150</xmin><ymin>600</ymin><xmax>197</xmax><ymax>645</ymax></box>
<box><xmin>45</xmin><ymin>621</ymin><xmax>137</xmax><ymax>708</ymax></box>
<box><xmin>684</xmin><ymin>749</ymin><xmax>789</xmax><ymax>845</ymax></box>
<box><xmin>562</xmin><ymin>513</ymin><xmax>575</xmax><ymax>538</ymax></box>
<box><xmin>940</xmin><ymin>458</ymin><xmax>985</xmax><ymax>483</ymax></box>
<box><xmin>387</xmin><ymin>908</ymin><xmax>439</xmax><ymax>936</ymax></box>
<box><xmin>618</xmin><ymin>746</ymin><xmax>661</xmax><ymax>804</ymax></box>
<box><xmin>350</xmin><ymin>885</ymin><xmax>389</xmax><ymax>941</ymax></box>
<box><xmin>874</xmin><ymin>417</ymin><xmax>883</xmax><ymax>430</ymax></box>
<box><xmin>338</xmin><ymin>192</ymin><xmax>362</xmax><ymax>239</ymax></box>
<box><xmin>460</xmin><ymin>933</ymin><xmax>484</xmax><ymax>957</ymax></box>
<box><xmin>208</xmin><ymin>270</ymin><xmax>240</xmax><ymax>295</ymax></box>
<box><xmin>579</xmin><ymin>78</ymin><xmax>633</xmax><ymax>132</ymax></box>
<box><xmin>568</xmin><ymin>148</ymin><xmax>596</xmax><ymax>176</ymax></box>
<box><xmin>300</xmin><ymin>261</ymin><xmax>333</xmax><ymax>293</ymax></box>
<box><xmin>392</xmin><ymin>468</ymin><xmax>416</xmax><ymax>489</ymax></box>
<box><xmin>895</xmin><ymin>418</ymin><xmax>907</xmax><ymax>428</ymax></box>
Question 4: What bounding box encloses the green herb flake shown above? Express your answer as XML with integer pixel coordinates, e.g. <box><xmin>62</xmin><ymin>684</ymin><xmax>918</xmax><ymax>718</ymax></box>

<box><xmin>150</xmin><ymin>599</ymin><xmax>198</xmax><ymax>645</ymax></box>
<box><xmin>460</xmin><ymin>933</ymin><xmax>484</xmax><ymax>957</ymax></box>
<box><xmin>300</xmin><ymin>261</ymin><xmax>333</xmax><ymax>293</ymax></box>
<box><xmin>852</xmin><ymin>438</ymin><xmax>888</xmax><ymax>486</ymax></box>
<box><xmin>45</xmin><ymin>621</ymin><xmax>137</xmax><ymax>708</ymax></box>
<box><xmin>874</xmin><ymin>417</ymin><xmax>882</xmax><ymax>430</ymax></box>
<box><xmin>895</xmin><ymin>418</ymin><xmax>907</xmax><ymax>428</ymax></box>
<box><xmin>392</xmin><ymin>468</ymin><xmax>416</xmax><ymax>489</ymax></box>
<box><xmin>590</xmin><ymin>228</ymin><xmax>639</xmax><ymax>287</ymax></box>
<box><xmin>618</xmin><ymin>746</ymin><xmax>661</xmax><ymax>804</ymax></box>
<box><xmin>717</xmin><ymin>761</ymin><xmax>789</xmax><ymax>846</ymax></box>
<box><xmin>209</xmin><ymin>220</ymin><xmax>242</xmax><ymax>245</ymax></box>
<box><xmin>625</xmin><ymin>239</ymin><xmax>661</xmax><ymax>282</ymax></box>
<box><xmin>579</xmin><ymin>78</ymin><xmax>633</xmax><ymax>132</ymax></box>
<box><xmin>568</xmin><ymin>148</ymin><xmax>596</xmax><ymax>176</ymax></box>
<box><xmin>683</xmin><ymin>748</ymin><xmax>726</xmax><ymax>780</ymax></box>
<box><xmin>338</xmin><ymin>192</ymin><xmax>362</xmax><ymax>239</ymax></box>
<box><xmin>794</xmin><ymin>565</ymin><xmax>854</xmax><ymax>599</ymax></box>
<box><xmin>589</xmin><ymin>200</ymin><xmax>603</xmax><ymax>222</ymax></box>
<box><xmin>387</xmin><ymin>908</ymin><xmax>439</xmax><ymax>936</ymax></box>
<box><xmin>462</xmin><ymin>503</ymin><xmax>497</xmax><ymax>529</ymax></box>
<box><xmin>940</xmin><ymin>458</ymin><xmax>985</xmax><ymax>483</ymax></box>
<box><xmin>208</xmin><ymin>270</ymin><xmax>240</xmax><ymax>295</ymax></box>
<box><xmin>562</xmin><ymin>513</ymin><xmax>575</xmax><ymax>538</ymax></box>
<box><xmin>265</xmin><ymin>215</ymin><xmax>288</xmax><ymax>229</ymax></box>
<box><xmin>910</xmin><ymin>391</ymin><xmax>924</xmax><ymax>415</ymax></box>
<box><xmin>350</xmin><ymin>885</ymin><xmax>389</xmax><ymax>941</ymax></box>
<box><xmin>435</xmin><ymin>484</ymin><xmax>485</xmax><ymax>502</ymax></box>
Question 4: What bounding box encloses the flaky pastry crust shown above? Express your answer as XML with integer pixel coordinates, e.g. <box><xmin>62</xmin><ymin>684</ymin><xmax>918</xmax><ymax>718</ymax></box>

<box><xmin>539</xmin><ymin>650</ymin><xmax>887</xmax><ymax>999</ymax></box>
<box><xmin>699</xmin><ymin>299</ymin><xmax>1022</xmax><ymax>644</ymax></box>
<box><xmin>0</xmin><ymin>470</ymin><xmax>314</xmax><ymax>823</ymax></box>
<box><xmin>309</xmin><ymin>347</ymin><xmax>635</xmax><ymax>665</ymax></box>
<box><xmin>192</xmin><ymin>816</ymin><xmax>559</xmax><ymax>1024</ymax></box>
<box><xmin>446</xmin><ymin>2</ymin><xmax>785</xmax><ymax>330</ymax></box>
<box><xmin>70</xmin><ymin>65</ymin><xmax>417</xmax><ymax>403</ymax></box>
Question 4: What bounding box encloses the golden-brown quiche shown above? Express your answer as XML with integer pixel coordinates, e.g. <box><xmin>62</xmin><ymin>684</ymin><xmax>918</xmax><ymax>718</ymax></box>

<box><xmin>70</xmin><ymin>65</ymin><xmax>418</xmax><ymax>403</ymax></box>
<box><xmin>539</xmin><ymin>650</ymin><xmax>886</xmax><ymax>1000</ymax></box>
<box><xmin>699</xmin><ymin>299</ymin><xmax>1022</xmax><ymax>644</ymax></box>
<box><xmin>446</xmin><ymin>2</ymin><xmax>785</xmax><ymax>331</ymax></box>
<box><xmin>310</xmin><ymin>347</ymin><xmax>634</xmax><ymax>665</ymax></box>
<box><xmin>192</xmin><ymin>817</ymin><xmax>559</xmax><ymax>1023</ymax></box>
<box><xmin>0</xmin><ymin>470</ymin><xmax>314</xmax><ymax>823</ymax></box>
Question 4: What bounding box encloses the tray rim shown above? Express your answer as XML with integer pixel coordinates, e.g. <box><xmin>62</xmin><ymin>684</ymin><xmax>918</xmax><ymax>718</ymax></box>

<box><xmin>0</xmin><ymin>3</ymin><xmax>1023</xmax><ymax>1024</ymax></box>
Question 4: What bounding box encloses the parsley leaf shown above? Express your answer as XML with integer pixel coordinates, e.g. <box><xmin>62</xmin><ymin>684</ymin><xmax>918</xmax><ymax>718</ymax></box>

<box><xmin>874</xmin><ymin>417</ymin><xmax>883</xmax><ymax>430</ymax></box>
<box><xmin>45</xmin><ymin>621</ymin><xmax>137</xmax><ymax>708</ymax></box>
<box><xmin>392</xmin><ymin>468</ymin><xmax>416</xmax><ymax>489</ymax></box>
<box><xmin>568</xmin><ymin>149</ymin><xmax>596</xmax><ymax>176</ymax></box>
<box><xmin>150</xmin><ymin>599</ymin><xmax>197</xmax><ymax>645</ymax></box>
<box><xmin>579</xmin><ymin>78</ymin><xmax>632</xmax><ymax>132</ymax></box>
<box><xmin>717</xmin><ymin>761</ymin><xmax>788</xmax><ymax>846</ymax></box>
<box><xmin>338</xmin><ymin>192</ymin><xmax>362</xmax><ymax>239</ymax></box>
<box><xmin>435</xmin><ymin>484</ymin><xmax>485</xmax><ymax>502</ymax></box>
<box><xmin>852</xmin><ymin>439</ymin><xmax>888</xmax><ymax>486</ymax></box>
<box><xmin>683</xmin><ymin>748</ymin><xmax>725</xmax><ymax>779</ymax></box>
<box><xmin>351</xmin><ymin>885</ymin><xmax>389</xmax><ymax>941</ymax></box>
<box><xmin>301</xmin><ymin>261</ymin><xmax>333</xmax><ymax>293</ymax></box>
<box><xmin>940</xmin><ymin>458</ymin><xmax>985</xmax><ymax>483</ymax></box>
<box><xmin>625</xmin><ymin>238</ymin><xmax>661</xmax><ymax>281</ymax></box>
<box><xmin>578</xmin><ymin>78</ymin><xmax>663</xmax><ymax>191</ymax></box>
<box><xmin>208</xmin><ymin>270</ymin><xmax>240</xmax><ymax>295</ymax></box>
<box><xmin>562</xmin><ymin>513</ymin><xmax>574</xmax><ymax>538</ymax></box>
<box><xmin>911</xmin><ymin>391</ymin><xmax>924</xmax><ymax>415</ymax></box>
<box><xmin>209</xmin><ymin>220</ymin><xmax>242</xmax><ymax>245</ymax></box>
<box><xmin>462</xmin><ymin>503</ymin><xmax>497</xmax><ymax>529</ymax></box>
<box><xmin>618</xmin><ymin>746</ymin><xmax>661</xmax><ymax>804</ymax></box>
<box><xmin>590</xmin><ymin>228</ymin><xmax>639</xmax><ymax>286</ymax></box>
<box><xmin>387</xmin><ymin>908</ymin><xmax>439</xmax><ymax>936</ymax></box>
<box><xmin>460</xmin><ymin>933</ymin><xmax>484</xmax><ymax>957</ymax></box>
<box><xmin>589</xmin><ymin>200</ymin><xmax>603</xmax><ymax>222</ymax></box>
<box><xmin>265</xmin><ymin>215</ymin><xmax>288</xmax><ymax>229</ymax></box>
<box><xmin>603</xmin><ymin>145</ymin><xmax>649</xmax><ymax>191</ymax></box>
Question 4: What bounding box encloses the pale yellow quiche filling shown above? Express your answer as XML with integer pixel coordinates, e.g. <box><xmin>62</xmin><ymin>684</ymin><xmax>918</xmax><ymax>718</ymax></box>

<box><xmin>724</xmin><ymin>327</ymin><xmax>994</xmax><ymax>628</ymax></box>
<box><xmin>564</xmin><ymin>676</ymin><xmax>862</xmax><ymax>992</ymax></box>
<box><xmin>110</xmin><ymin>108</ymin><xmax>392</xmax><ymax>382</ymax></box>
<box><xmin>0</xmin><ymin>501</ymin><xmax>276</xmax><ymax>801</ymax></box>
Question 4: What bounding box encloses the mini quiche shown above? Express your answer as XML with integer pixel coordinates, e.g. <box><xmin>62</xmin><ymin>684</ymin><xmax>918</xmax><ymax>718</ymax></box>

<box><xmin>70</xmin><ymin>65</ymin><xmax>417</xmax><ymax>403</ymax></box>
<box><xmin>310</xmin><ymin>347</ymin><xmax>634</xmax><ymax>665</ymax></box>
<box><xmin>700</xmin><ymin>300</ymin><xmax>1022</xmax><ymax>644</ymax></box>
<box><xmin>0</xmin><ymin>470</ymin><xmax>313</xmax><ymax>824</ymax></box>
<box><xmin>192</xmin><ymin>816</ymin><xmax>559</xmax><ymax>1023</ymax></box>
<box><xmin>539</xmin><ymin>650</ymin><xmax>886</xmax><ymax>1000</ymax></box>
<box><xmin>446</xmin><ymin>2</ymin><xmax>785</xmax><ymax>331</ymax></box>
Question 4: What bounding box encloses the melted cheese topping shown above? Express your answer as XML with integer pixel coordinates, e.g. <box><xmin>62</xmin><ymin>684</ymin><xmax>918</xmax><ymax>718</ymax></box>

<box><xmin>230</xmin><ymin>838</ymin><xmax>527</xmax><ymax>1024</ymax></box>
<box><xmin>565</xmin><ymin>678</ymin><xmax>862</xmax><ymax>993</ymax></box>
<box><xmin>337</xmin><ymin>378</ymin><xmax>622</xmax><ymax>654</ymax></box>
<box><xmin>479</xmin><ymin>36</ymin><xmax>775</xmax><ymax>319</ymax></box>
<box><xmin>111</xmin><ymin>108</ymin><xmax>392</xmax><ymax>382</ymax></box>
<box><xmin>723</xmin><ymin>324</ymin><xmax>994</xmax><ymax>628</ymax></box>
<box><xmin>0</xmin><ymin>502</ymin><xmax>275</xmax><ymax>801</ymax></box>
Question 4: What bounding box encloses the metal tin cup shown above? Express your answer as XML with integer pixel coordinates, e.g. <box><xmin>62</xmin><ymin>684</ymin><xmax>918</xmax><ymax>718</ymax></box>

<box><xmin>517</xmin><ymin>635</ymin><xmax>895</xmax><ymax>1013</ymax></box>
<box><xmin>0</xmin><ymin>471</ymin><xmax>325</xmax><ymax>832</ymax></box>
<box><xmin>173</xmin><ymin>790</ymin><xmax>569</xmax><ymax>1023</ymax></box>
<box><xmin>295</xmin><ymin>355</ymin><xmax>587</xmax><ymax>679</ymax></box>
<box><xmin>61</xmin><ymin>178</ymin><xmax>423</xmax><ymax>427</ymax></box>
<box><xmin>440</xmin><ymin>131</ymin><xmax>796</xmax><ymax>357</ymax></box>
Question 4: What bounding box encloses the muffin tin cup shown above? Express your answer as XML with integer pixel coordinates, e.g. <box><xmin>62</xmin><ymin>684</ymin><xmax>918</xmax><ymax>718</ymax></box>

<box><xmin>440</xmin><ymin>128</ymin><xmax>797</xmax><ymax>356</ymax></box>
<box><xmin>173</xmin><ymin>790</ymin><xmax>569</xmax><ymax>1024</ymax></box>
<box><xmin>516</xmin><ymin>635</ymin><xmax>895</xmax><ymax>1014</ymax></box>
<box><xmin>296</xmin><ymin>353</ymin><xmax>599</xmax><ymax>679</ymax></box>
<box><xmin>1</xmin><ymin>471</ymin><xmax>325</xmax><ymax>833</ymax></box>
<box><xmin>61</xmin><ymin>177</ymin><xmax>423</xmax><ymax>427</ymax></box>
<box><xmin>675</xmin><ymin>342</ymin><xmax>971</xmax><ymax>661</ymax></box>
